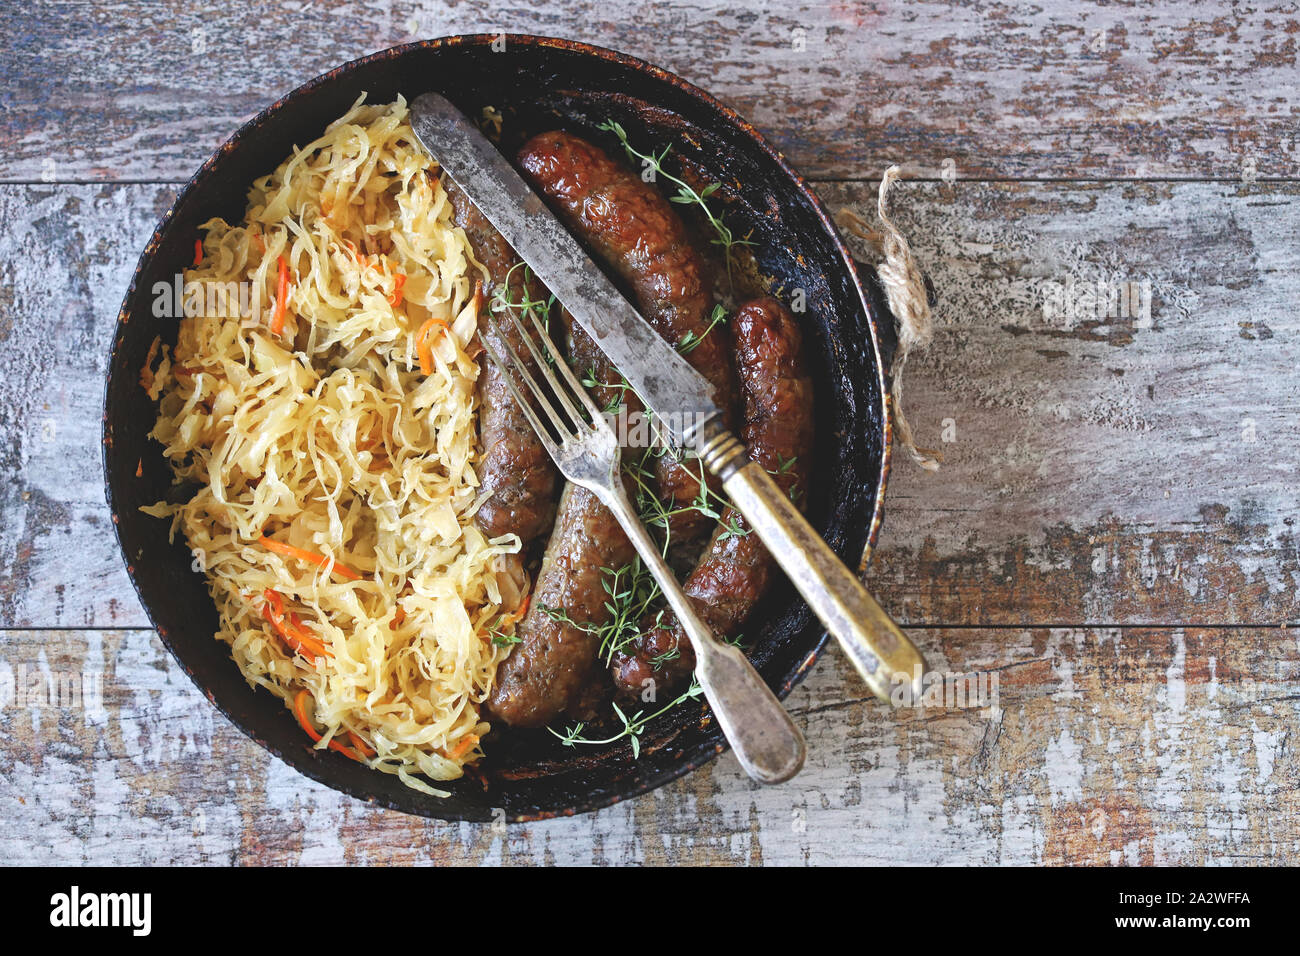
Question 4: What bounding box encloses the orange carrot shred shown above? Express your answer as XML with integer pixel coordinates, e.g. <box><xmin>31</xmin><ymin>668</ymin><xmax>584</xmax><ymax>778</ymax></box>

<box><xmin>415</xmin><ymin>317</ymin><xmax>450</xmax><ymax>375</ymax></box>
<box><xmin>261</xmin><ymin>588</ymin><xmax>331</xmax><ymax>660</ymax></box>
<box><xmin>286</xmin><ymin>611</ymin><xmax>329</xmax><ymax>659</ymax></box>
<box><xmin>389</xmin><ymin>272</ymin><xmax>407</xmax><ymax>307</ymax></box>
<box><xmin>259</xmin><ymin>536</ymin><xmax>360</xmax><ymax>581</ymax></box>
<box><xmin>193</xmin><ymin>238</ymin><xmax>203</xmax><ymax>266</ymax></box>
<box><xmin>139</xmin><ymin>336</ymin><xmax>161</xmax><ymax>391</ymax></box>
<box><xmin>447</xmin><ymin>734</ymin><xmax>480</xmax><ymax>760</ymax></box>
<box><xmin>293</xmin><ymin>690</ymin><xmax>365</xmax><ymax>762</ymax></box>
<box><xmin>415</xmin><ymin>282</ymin><xmax>481</xmax><ymax>374</ymax></box>
<box><xmin>347</xmin><ymin>731</ymin><xmax>376</xmax><ymax>758</ymax></box>
<box><xmin>270</xmin><ymin>255</ymin><xmax>290</xmax><ymax>336</ymax></box>
<box><xmin>480</xmin><ymin>591</ymin><xmax>530</xmax><ymax>642</ymax></box>
<box><xmin>504</xmin><ymin>593</ymin><xmax>531</xmax><ymax>627</ymax></box>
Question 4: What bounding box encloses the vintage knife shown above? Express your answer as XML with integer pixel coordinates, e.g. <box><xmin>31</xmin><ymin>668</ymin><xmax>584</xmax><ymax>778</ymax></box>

<box><xmin>410</xmin><ymin>92</ymin><xmax>926</xmax><ymax>703</ymax></box>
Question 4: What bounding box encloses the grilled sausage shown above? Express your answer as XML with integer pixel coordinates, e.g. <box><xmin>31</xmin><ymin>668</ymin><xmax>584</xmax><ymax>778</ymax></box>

<box><xmin>485</xmin><ymin>295</ymin><xmax>651</xmax><ymax>727</ymax></box>
<box><xmin>517</xmin><ymin>130</ymin><xmax>737</xmax><ymax>542</ymax></box>
<box><xmin>446</xmin><ymin>178</ymin><xmax>558</xmax><ymax>545</ymax></box>
<box><xmin>486</xmin><ymin>483</ymin><xmax>637</xmax><ymax>727</ymax></box>
<box><xmin>610</xmin><ymin>297</ymin><xmax>814</xmax><ymax>695</ymax></box>
<box><xmin>490</xmin><ymin>133</ymin><xmax>750</xmax><ymax>727</ymax></box>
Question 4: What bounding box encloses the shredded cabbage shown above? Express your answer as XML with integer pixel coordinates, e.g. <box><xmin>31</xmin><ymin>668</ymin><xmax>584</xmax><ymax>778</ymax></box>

<box><xmin>143</xmin><ymin>96</ymin><xmax>521</xmax><ymax>795</ymax></box>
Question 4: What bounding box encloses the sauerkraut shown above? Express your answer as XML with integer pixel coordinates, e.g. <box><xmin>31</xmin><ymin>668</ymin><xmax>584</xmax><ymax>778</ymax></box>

<box><xmin>142</xmin><ymin>96</ymin><xmax>523</xmax><ymax>796</ymax></box>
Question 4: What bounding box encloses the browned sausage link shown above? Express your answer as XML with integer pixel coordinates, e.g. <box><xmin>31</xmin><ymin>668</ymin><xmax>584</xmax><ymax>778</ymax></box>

<box><xmin>610</xmin><ymin>297</ymin><xmax>815</xmax><ymax>696</ymax></box>
<box><xmin>445</xmin><ymin>177</ymin><xmax>559</xmax><ymax>545</ymax></box>
<box><xmin>517</xmin><ymin>131</ymin><xmax>736</xmax><ymax>541</ymax></box>
<box><xmin>486</xmin><ymin>484</ymin><xmax>637</xmax><ymax>727</ymax></box>
<box><xmin>491</xmin><ymin>131</ymin><xmax>741</xmax><ymax>727</ymax></box>
<box><xmin>486</xmin><ymin>302</ymin><xmax>650</xmax><ymax>726</ymax></box>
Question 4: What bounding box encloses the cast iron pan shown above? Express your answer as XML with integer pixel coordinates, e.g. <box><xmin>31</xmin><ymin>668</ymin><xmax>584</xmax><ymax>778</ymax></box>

<box><xmin>103</xmin><ymin>35</ymin><xmax>897</xmax><ymax>821</ymax></box>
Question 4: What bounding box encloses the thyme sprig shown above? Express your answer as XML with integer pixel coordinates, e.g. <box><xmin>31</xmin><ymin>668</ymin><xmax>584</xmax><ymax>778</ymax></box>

<box><xmin>677</xmin><ymin>304</ymin><xmax>729</xmax><ymax>355</ymax></box>
<box><xmin>489</xmin><ymin>624</ymin><xmax>523</xmax><ymax>648</ymax></box>
<box><xmin>580</xmin><ymin>368</ymin><xmax>636</xmax><ymax>414</ymax></box>
<box><xmin>622</xmin><ymin>447</ymin><xmax>732</xmax><ymax>547</ymax></box>
<box><xmin>598</xmin><ymin>120</ymin><xmax>754</xmax><ymax>291</ymax></box>
<box><xmin>538</xmin><ymin>457</ymin><xmax>734</xmax><ymax>755</ymax></box>
<box><xmin>716</xmin><ymin>513</ymin><xmax>752</xmax><ymax>542</ymax></box>
<box><xmin>538</xmin><ymin>358</ymin><xmax>745</xmax><ymax>755</ymax></box>
<box><xmin>549</xmin><ymin>678</ymin><xmax>705</xmax><ymax>758</ymax></box>
<box><xmin>541</xmin><ymin>559</ymin><xmax>665</xmax><ymax>664</ymax></box>
<box><xmin>489</xmin><ymin>262</ymin><xmax>557</xmax><ymax>362</ymax></box>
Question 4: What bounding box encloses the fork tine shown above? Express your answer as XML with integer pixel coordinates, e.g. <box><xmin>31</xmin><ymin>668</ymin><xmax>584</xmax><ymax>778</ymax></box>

<box><xmin>485</xmin><ymin>316</ymin><xmax>574</xmax><ymax>438</ymax></box>
<box><xmin>525</xmin><ymin>312</ymin><xmax>608</xmax><ymax>427</ymax></box>
<box><xmin>500</xmin><ymin>308</ymin><xmax>594</xmax><ymax>433</ymax></box>
<box><xmin>480</xmin><ymin>332</ymin><xmax>563</xmax><ymax>459</ymax></box>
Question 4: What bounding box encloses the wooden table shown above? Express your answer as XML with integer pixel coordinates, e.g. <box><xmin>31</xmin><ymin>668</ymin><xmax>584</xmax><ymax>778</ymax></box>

<box><xmin>2</xmin><ymin>0</ymin><xmax>1296</xmax><ymax>865</ymax></box>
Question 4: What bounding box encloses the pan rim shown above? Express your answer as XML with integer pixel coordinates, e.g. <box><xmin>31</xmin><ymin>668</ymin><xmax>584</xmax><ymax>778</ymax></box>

<box><xmin>102</xmin><ymin>33</ymin><xmax>893</xmax><ymax>822</ymax></box>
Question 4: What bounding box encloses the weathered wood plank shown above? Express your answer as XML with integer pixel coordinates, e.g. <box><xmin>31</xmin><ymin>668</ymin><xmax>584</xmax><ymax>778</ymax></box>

<box><xmin>2</xmin><ymin>626</ymin><xmax>1294</xmax><ymax>864</ymax></box>
<box><xmin>2</xmin><ymin>1</ymin><xmax>1297</xmax><ymax>183</ymax></box>
<box><xmin>2</xmin><ymin>180</ymin><xmax>1296</xmax><ymax>628</ymax></box>
<box><xmin>840</xmin><ymin>179</ymin><xmax>1300</xmax><ymax>626</ymax></box>
<box><xmin>0</xmin><ymin>185</ymin><xmax>180</xmax><ymax>628</ymax></box>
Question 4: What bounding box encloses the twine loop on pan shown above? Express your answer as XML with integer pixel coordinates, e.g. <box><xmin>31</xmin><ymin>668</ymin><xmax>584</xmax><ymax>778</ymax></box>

<box><xmin>836</xmin><ymin>165</ymin><xmax>941</xmax><ymax>471</ymax></box>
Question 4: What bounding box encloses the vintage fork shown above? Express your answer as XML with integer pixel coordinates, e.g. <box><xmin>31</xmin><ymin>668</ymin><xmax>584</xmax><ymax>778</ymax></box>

<box><xmin>481</xmin><ymin>309</ymin><xmax>806</xmax><ymax>785</ymax></box>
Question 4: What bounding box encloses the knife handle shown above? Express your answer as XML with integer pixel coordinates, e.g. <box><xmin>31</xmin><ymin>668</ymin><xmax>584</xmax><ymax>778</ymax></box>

<box><xmin>700</xmin><ymin>430</ymin><xmax>927</xmax><ymax>703</ymax></box>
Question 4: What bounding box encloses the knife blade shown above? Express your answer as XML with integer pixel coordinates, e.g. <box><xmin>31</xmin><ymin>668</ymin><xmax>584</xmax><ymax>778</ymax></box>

<box><xmin>409</xmin><ymin>92</ymin><xmax>720</xmax><ymax>452</ymax></box>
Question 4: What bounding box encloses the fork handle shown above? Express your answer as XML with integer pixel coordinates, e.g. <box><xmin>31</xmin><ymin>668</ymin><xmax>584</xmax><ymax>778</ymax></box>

<box><xmin>599</xmin><ymin>489</ymin><xmax>806</xmax><ymax>785</ymax></box>
<box><xmin>701</xmin><ymin>433</ymin><xmax>928</xmax><ymax>703</ymax></box>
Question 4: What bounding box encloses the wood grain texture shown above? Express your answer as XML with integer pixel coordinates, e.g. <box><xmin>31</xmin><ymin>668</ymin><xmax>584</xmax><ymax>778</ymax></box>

<box><xmin>842</xmin><ymin>179</ymin><xmax>1300</xmax><ymax>627</ymax></box>
<box><xmin>3</xmin><ymin>625</ymin><xmax>1294</xmax><ymax>864</ymax></box>
<box><xmin>2</xmin><ymin>181</ymin><xmax>1295</xmax><ymax>629</ymax></box>
<box><xmin>2</xmin><ymin>1</ymin><xmax>1298</xmax><ymax>183</ymax></box>
<box><xmin>2</xmin><ymin>0</ymin><xmax>1298</xmax><ymax>865</ymax></box>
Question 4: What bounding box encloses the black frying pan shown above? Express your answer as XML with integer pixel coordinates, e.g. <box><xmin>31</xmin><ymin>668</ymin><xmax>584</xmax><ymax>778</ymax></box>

<box><xmin>102</xmin><ymin>35</ymin><xmax>897</xmax><ymax>822</ymax></box>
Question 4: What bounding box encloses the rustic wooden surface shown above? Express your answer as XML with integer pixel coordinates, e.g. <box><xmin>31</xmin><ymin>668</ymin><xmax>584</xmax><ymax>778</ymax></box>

<box><xmin>2</xmin><ymin>0</ymin><xmax>1298</xmax><ymax>865</ymax></box>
